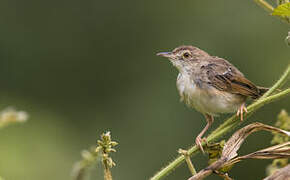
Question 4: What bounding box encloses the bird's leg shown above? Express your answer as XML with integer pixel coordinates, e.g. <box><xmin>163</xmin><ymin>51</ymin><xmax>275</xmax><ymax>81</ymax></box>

<box><xmin>236</xmin><ymin>102</ymin><xmax>248</xmax><ymax>121</ymax></box>
<box><xmin>195</xmin><ymin>114</ymin><xmax>214</xmax><ymax>153</ymax></box>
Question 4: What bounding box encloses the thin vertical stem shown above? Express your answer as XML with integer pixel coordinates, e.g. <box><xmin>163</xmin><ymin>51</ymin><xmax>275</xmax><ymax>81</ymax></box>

<box><xmin>179</xmin><ymin>149</ymin><xmax>197</xmax><ymax>175</ymax></box>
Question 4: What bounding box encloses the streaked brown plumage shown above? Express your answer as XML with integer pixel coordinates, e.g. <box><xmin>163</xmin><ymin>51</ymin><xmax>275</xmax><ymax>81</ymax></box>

<box><xmin>157</xmin><ymin>45</ymin><xmax>267</xmax><ymax>152</ymax></box>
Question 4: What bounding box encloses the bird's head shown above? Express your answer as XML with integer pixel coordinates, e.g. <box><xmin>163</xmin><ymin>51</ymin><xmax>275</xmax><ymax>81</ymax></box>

<box><xmin>157</xmin><ymin>45</ymin><xmax>210</xmax><ymax>72</ymax></box>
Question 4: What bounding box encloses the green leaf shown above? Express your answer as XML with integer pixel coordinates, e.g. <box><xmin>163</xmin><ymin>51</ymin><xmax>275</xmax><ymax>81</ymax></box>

<box><xmin>272</xmin><ymin>3</ymin><xmax>290</xmax><ymax>16</ymax></box>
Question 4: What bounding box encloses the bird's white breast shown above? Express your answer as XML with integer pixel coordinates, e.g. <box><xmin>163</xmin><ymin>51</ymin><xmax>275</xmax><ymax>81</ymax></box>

<box><xmin>176</xmin><ymin>73</ymin><xmax>244</xmax><ymax>116</ymax></box>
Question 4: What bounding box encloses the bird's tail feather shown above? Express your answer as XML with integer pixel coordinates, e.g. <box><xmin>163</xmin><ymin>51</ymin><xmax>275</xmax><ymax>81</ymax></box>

<box><xmin>257</xmin><ymin>86</ymin><xmax>269</xmax><ymax>96</ymax></box>
<box><xmin>257</xmin><ymin>86</ymin><xmax>282</xmax><ymax>98</ymax></box>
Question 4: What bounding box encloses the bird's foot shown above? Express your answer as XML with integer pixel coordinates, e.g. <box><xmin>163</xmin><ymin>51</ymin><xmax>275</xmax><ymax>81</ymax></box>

<box><xmin>236</xmin><ymin>103</ymin><xmax>248</xmax><ymax>121</ymax></box>
<box><xmin>195</xmin><ymin>136</ymin><xmax>207</xmax><ymax>154</ymax></box>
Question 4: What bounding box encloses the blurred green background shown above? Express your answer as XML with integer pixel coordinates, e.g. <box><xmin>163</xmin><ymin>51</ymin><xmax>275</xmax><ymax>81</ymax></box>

<box><xmin>0</xmin><ymin>0</ymin><xmax>289</xmax><ymax>179</ymax></box>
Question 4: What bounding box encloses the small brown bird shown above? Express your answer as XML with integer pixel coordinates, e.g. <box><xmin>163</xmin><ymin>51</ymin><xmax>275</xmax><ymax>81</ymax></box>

<box><xmin>157</xmin><ymin>45</ymin><xmax>267</xmax><ymax>152</ymax></box>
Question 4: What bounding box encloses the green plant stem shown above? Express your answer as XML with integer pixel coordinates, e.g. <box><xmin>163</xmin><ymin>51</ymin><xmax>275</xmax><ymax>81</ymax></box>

<box><xmin>254</xmin><ymin>0</ymin><xmax>274</xmax><ymax>12</ymax></box>
<box><xmin>150</xmin><ymin>65</ymin><xmax>290</xmax><ymax>180</ymax></box>
<box><xmin>179</xmin><ymin>149</ymin><xmax>197</xmax><ymax>175</ymax></box>
<box><xmin>185</xmin><ymin>158</ymin><xmax>197</xmax><ymax>176</ymax></box>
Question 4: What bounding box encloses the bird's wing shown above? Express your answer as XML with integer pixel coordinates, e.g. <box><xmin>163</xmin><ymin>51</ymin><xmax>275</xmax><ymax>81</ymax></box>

<box><xmin>203</xmin><ymin>57</ymin><xmax>261</xmax><ymax>99</ymax></box>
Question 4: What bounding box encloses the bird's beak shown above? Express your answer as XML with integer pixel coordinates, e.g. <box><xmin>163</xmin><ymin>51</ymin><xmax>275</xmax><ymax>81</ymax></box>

<box><xmin>156</xmin><ymin>52</ymin><xmax>173</xmax><ymax>58</ymax></box>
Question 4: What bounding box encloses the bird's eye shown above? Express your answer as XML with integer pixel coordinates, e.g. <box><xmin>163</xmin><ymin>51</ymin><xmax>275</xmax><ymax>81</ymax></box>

<box><xmin>183</xmin><ymin>52</ymin><xmax>190</xmax><ymax>58</ymax></box>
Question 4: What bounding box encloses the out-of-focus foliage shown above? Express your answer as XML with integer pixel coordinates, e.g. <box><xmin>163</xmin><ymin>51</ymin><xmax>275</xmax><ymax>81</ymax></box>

<box><xmin>286</xmin><ymin>31</ymin><xmax>290</xmax><ymax>46</ymax></box>
<box><xmin>272</xmin><ymin>3</ymin><xmax>290</xmax><ymax>16</ymax></box>
<box><xmin>0</xmin><ymin>108</ymin><xmax>28</xmax><ymax>129</ymax></box>
<box><xmin>72</xmin><ymin>148</ymin><xmax>100</xmax><ymax>180</ymax></box>
<box><xmin>266</xmin><ymin>110</ymin><xmax>290</xmax><ymax>176</ymax></box>
<box><xmin>205</xmin><ymin>141</ymin><xmax>225</xmax><ymax>165</ymax></box>
<box><xmin>271</xmin><ymin>109</ymin><xmax>290</xmax><ymax>145</ymax></box>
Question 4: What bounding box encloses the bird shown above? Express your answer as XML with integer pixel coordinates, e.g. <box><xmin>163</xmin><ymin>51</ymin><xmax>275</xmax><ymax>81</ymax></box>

<box><xmin>156</xmin><ymin>45</ymin><xmax>267</xmax><ymax>153</ymax></box>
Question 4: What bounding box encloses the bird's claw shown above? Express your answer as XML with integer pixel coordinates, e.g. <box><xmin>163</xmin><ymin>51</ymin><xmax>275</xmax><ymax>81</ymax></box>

<box><xmin>236</xmin><ymin>103</ymin><xmax>248</xmax><ymax>121</ymax></box>
<box><xmin>195</xmin><ymin>136</ymin><xmax>207</xmax><ymax>154</ymax></box>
